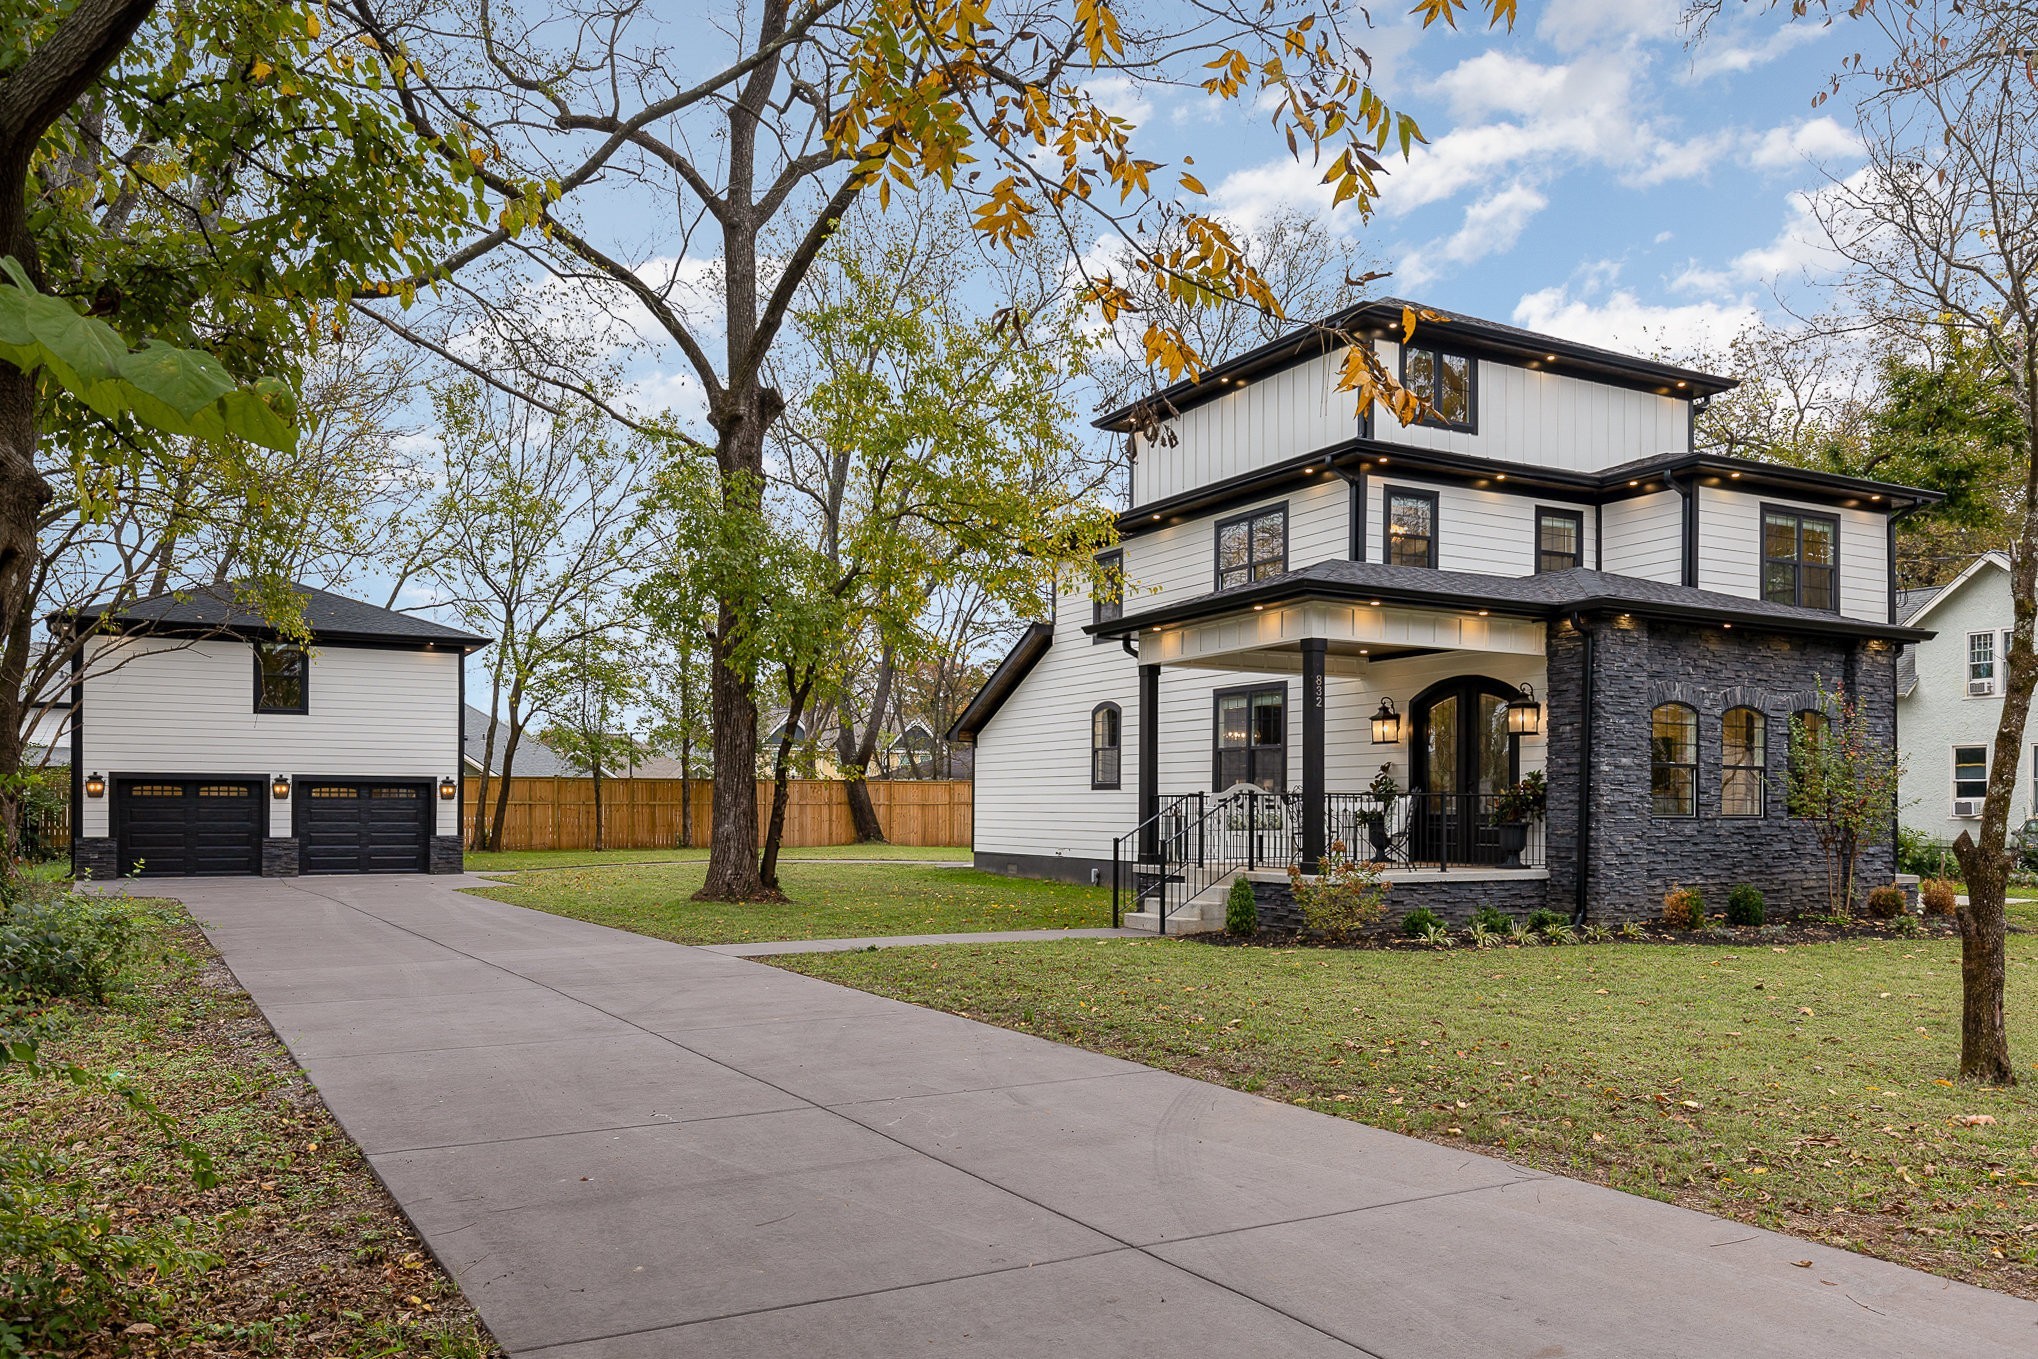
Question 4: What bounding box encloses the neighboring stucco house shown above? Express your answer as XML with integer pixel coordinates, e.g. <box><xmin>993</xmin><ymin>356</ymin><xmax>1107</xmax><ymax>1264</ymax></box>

<box><xmin>57</xmin><ymin>584</ymin><xmax>490</xmax><ymax>878</ymax></box>
<box><xmin>1896</xmin><ymin>553</ymin><xmax>2032</xmax><ymax>842</ymax></box>
<box><xmin>951</xmin><ymin>300</ymin><xmax>1937</xmax><ymax>929</ymax></box>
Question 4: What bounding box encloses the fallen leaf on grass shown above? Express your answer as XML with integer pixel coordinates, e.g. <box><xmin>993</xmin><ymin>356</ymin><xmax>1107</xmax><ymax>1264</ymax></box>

<box><xmin>1954</xmin><ymin>1114</ymin><xmax>1998</xmax><ymax>1128</ymax></box>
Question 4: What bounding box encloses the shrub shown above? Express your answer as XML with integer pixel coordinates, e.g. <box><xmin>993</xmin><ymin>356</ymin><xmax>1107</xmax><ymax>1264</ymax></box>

<box><xmin>1524</xmin><ymin>907</ymin><xmax>1565</xmax><ymax>936</ymax></box>
<box><xmin>1896</xmin><ymin>827</ymin><xmax>1959</xmax><ymax>880</ymax></box>
<box><xmin>1662</xmin><ymin>885</ymin><xmax>1706</xmax><ymax>931</ymax></box>
<box><xmin>1287</xmin><ymin>847</ymin><xmax>1390</xmax><ymax>942</ymax></box>
<box><xmin>0</xmin><ymin>889</ymin><xmax>138</xmax><ymax>1004</ymax></box>
<box><xmin>1580</xmin><ymin>923</ymin><xmax>1614</xmax><ymax>944</ymax></box>
<box><xmin>1224</xmin><ymin>876</ymin><xmax>1259</xmax><ymax>937</ymax></box>
<box><xmin>1401</xmin><ymin>907</ymin><xmax>1447</xmax><ymax>938</ymax></box>
<box><xmin>1725</xmin><ymin>884</ymin><xmax>1766</xmax><ymax>928</ymax></box>
<box><xmin>1920</xmin><ymin>878</ymin><xmax>1958</xmax><ymax>918</ymax></box>
<box><xmin>1465</xmin><ymin>921</ymin><xmax>1499</xmax><ymax>949</ymax></box>
<box><xmin>1865</xmin><ymin>884</ymin><xmax>1907</xmax><ymax>920</ymax></box>
<box><xmin>1889</xmin><ymin>912</ymin><xmax>1923</xmax><ymax>937</ymax></box>
<box><xmin>1469</xmin><ymin>904</ymin><xmax>1512</xmax><ymax>933</ymax></box>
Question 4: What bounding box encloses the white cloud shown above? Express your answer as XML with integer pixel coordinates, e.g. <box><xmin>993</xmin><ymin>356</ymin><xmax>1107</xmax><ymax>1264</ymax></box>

<box><xmin>1208</xmin><ymin>155</ymin><xmax>1342</xmax><ymax>235</ymax></box>
<box><xmin>625</xmin><ymin>368</ymin><xmax>710</xmax><ymax>427</ymax></box>
<box><xmin>1746</xmin><ymin>116</ymin><xmax>1860</xmax><ymax>174</ymax></box>
<box><xmin>1512</xmin><ymin>285</ymin><xmax>1759</xmax><ymax>355</ymax></box>
<box><xmin>1535</xmin><ymin>0</ymin><xmax>1681</xmax><ymax>54</ymax></box>
<box><xmin>1683</xmin><ymin>17</ymin><xmax>1826</xmax><ymax>81</ymax></box>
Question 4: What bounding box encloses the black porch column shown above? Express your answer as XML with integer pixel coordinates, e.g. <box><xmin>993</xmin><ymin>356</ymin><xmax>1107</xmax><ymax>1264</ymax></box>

<box><xmin>1301</xmin><ymin>638</ymin><xmax>1327</xmax><ymax>871</ymax></box>
<box><xmin>1138</xmin><ymin>662</ymin><xmax>1160</xmax><ymax>858</ymax></box>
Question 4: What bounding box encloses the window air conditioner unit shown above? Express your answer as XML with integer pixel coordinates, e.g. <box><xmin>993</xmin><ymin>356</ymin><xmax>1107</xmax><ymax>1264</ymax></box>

<box><xmin>1954</xmin><ymin>798</ymin><xmax>1986</xmax><ymax>819</ymax></box>
<box><xmin>1969</xmin><ymin>677</ymin><xmax>1997</xmax><ymax>697</ymax></box>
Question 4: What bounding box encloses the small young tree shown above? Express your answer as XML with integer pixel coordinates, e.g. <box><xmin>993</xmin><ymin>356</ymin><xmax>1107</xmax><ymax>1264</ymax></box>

<box><xmin>534</xmin><ymin>619</ymin><xmax>649</xmax><ymax>852</ymax></box>
<box><xmin>1785</xmin><ymin>682</ymin><xmax>1904</xmax><ymax>917</ymax></box>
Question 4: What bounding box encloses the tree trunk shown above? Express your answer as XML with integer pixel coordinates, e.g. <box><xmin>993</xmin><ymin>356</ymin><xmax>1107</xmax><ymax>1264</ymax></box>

<box><xmin>836</xmin><ymin>649</ymin><xmax>895</xmax><ymax>843</ymax></box>
<box><xmin>759</xmin><ymin>668</ymin><xmax>814</xmax><ymax>892</ymax></box>
<box><xmin>1953</xmin><ymin>829</ymin><xmax>2015</xmax><ymax>1083</ymax></box>
<box><xmin>489</xmin><ymin>721</ymin><xmax>523</xmax><ymax>853</ymax></box>
<box><xmin>678</xmin><ymin>657</ymin><xmax>694</xmax><ymax>849</ymax></box>
<box><xmin>592</xmin><ymin>759</ymin><xmax>604</xmax><ymax>852</ymax></box>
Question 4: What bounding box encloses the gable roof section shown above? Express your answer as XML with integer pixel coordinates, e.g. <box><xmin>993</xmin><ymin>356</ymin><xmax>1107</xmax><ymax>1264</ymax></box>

<box><xmin>1898</xmin><ymin>553</ymin><xmax>2008</xmax><ymax>631</ymax></box>
<box><xmin>1096</xmin><ymin>297</ymin><xmax>1736</xmax><ymax>433</ymax></box>
<box><xmin>947</xmin><ymin>622</ymin><xmax>1053</xmax><ymax>744</ymax></box>
<box><xmin>1091</xmin><ymin>560</ymin><xmax>1933</xmax><ymax>644</ymax></box>
<box><xmin>462</xmin><ymin>705</ymin><xmax>572</xmax><ymax>776</ymax></box>
<box><xmin>60</xmin><ymin>583</ymin><xmax>491</xmax><ymax>651</ymax></box>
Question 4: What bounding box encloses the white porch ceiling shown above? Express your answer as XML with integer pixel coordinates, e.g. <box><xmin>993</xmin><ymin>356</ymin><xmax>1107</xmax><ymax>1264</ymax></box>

<box><xmin>1140</xmin><ymin>600</ymin><xmax>1545</xmax><ymax>673</ymax></box>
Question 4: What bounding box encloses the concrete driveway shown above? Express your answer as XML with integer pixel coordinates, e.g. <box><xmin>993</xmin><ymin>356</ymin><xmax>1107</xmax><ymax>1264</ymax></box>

<box><xmin>149</xmin><ymin>873</ymin><xmax>2036</xmax><ymax>1358</ymax></box>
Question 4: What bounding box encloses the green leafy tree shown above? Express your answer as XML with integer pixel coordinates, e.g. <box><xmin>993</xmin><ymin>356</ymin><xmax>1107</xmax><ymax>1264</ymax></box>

<box><xmin>1785</xmin><ymin>683</ymin><xmax>1903</xmax><ymax>919</ymax></box>
<box><xmin>339</xmin><ymin>0</ymin><xmax>1518</xmax><ymax>900</ymax></box>
<box><xmin>534</xmin><ymin>618</ymin><xmax>650</xmax><ymax>853</ymax></box>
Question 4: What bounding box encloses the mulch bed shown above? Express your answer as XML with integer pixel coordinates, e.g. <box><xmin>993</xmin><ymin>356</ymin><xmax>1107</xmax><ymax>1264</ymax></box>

<box><xmin>1195</xmin><ymin>915</ymin><xmax>1974</xmax><ymax>949</ymax></box>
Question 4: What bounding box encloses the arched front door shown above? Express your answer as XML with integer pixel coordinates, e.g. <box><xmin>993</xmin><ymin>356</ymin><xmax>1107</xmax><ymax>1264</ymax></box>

<box><xmin>1409</xmin><ymin>676</ymin><xmax>1521</xmax><ymax>865</ymax></box>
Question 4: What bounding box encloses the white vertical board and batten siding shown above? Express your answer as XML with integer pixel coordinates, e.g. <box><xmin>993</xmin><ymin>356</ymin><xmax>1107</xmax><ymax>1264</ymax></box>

<box><xmin>1133</xmin><ymin>350</ymin><xmax>1353</xmax><ymax>505</ymax></box>
<box><xmin>1696</xmin><ymin>486</ymin><xmax>1889</xmax><ymax>623</ymax></box>
<box><xmin>77</xmin><ymin>637</ymin><xmax>463</xmax><ymax>839</ymax></box>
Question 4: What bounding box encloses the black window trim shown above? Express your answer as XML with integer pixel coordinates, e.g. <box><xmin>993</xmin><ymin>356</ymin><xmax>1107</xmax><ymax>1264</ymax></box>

<box><xmin>1533</xmin><ymin>504</ymin><xmax>1586</xmax><ymax>575</ymax></box>
<box><xmin>1381</xmin><ymin>485</ymin><xmax>1441</xmax><ymax>569</ymax></box>
<box><xmin>252</xmin><ymin>642</ymin><xmax>309</xmax><ymax>715</ymax></box>
<box><xmin>1719</xmin><ymin>705</ymin><xmax>1767</xmax><ymax>819</ymax></box>
<box><xmin>1650</xmin><ymin>701</ymin><xmax>1699</xmax><ymax>820</ymax></box>
<box><xmin>1210</xmin><ymin>681</ymin><xmax>1288</xmax><ymax>792</ymax></box>
<box><xmin>1092</xmin><ymin>549</ymin><xmax>1124</xmax><ymax>642</ymax></box>
<box><xmin>1090</xmin><ymin>701</ymin><xmax>1123</xmax><ymax>790</ymax></box>
<box><xmin>1213</xmin><ymin>501</ymin><xmax>1289</xmax><ymax>593</ymax></box>
<box><xmin>1397</xmin><ymin>341</ymin><xmax>1479</xmax><ymax>433</ymax></box>
<box><xmin>1759</xmin><ymin>501</ymin><xmax>1842</xmax><ymax>614</ymax></box>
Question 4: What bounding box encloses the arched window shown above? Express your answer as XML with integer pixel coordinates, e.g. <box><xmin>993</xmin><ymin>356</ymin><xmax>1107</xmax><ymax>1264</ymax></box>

<box><xmin>1720</xmin><ymin>707</ymin><xmax>1766</xmax><ymax>818</ymax></box>
<box><xmin>1650</xmin><ymin>703</ymin><xmax>1697</xmax><ymax>818</ymax></box>
<box><xmin>1091</xmin><ymin>703</ymin><xmax>1122</xmax><ymax>790</ymax></box>
<box><xmin>1787</xmin><ymin>709</ymin><xmax>1828</xmax><ymax>818</ymax></box>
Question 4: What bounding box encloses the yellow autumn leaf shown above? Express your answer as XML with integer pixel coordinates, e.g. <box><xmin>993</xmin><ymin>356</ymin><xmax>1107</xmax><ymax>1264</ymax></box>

<box><xmin>250</xmin><ymin>58</ymin><xmax>274</xmax><ymax>80</ymax></box>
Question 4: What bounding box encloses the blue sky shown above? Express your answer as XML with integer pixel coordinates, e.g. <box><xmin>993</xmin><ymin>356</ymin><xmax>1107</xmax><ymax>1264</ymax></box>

<box><xmin>1148</xmin><ymin>0</ymin><xmax>1861</xmax><ymax>356</ymax></box>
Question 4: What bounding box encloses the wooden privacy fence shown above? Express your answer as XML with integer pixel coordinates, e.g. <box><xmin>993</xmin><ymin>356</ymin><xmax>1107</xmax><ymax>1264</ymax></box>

<box><xmin>462</xmin><ymin>777</ymin><xmax>972</xmax><ymax>851</ymax></box>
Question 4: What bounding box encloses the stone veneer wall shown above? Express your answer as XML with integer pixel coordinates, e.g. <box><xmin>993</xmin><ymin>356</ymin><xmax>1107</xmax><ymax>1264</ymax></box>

<box><xmin>1248</xmin><ymin>874</ymin><xmax>1550</xmax><ymax>930</ymax></box>
<box><xmin>260</xmin><ymin>837</ymin><xmax>301</xmax><ymax>877</ymax></box>
<box><xmin>73</xmin><ymin>836</ymin><xmax>117</xmax><ymax>882</ymax></box>
<box><xmin>1544</xmin><ymin>615</ymin><xmax>1896</xmax><ymax>924</ymax></box>
<box><xmin>429</xmin><ymin>835</ymin><xmax>465</xmax><ymax>874</ymax></box>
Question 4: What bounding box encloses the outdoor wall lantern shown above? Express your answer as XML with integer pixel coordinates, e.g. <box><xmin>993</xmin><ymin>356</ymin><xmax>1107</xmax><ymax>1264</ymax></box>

<box><xmin>271</xmin><ymin>774</ymin><xmax>292</xmax><ymax>800</ymax></box>
<box><xmin>1506</xmin><ymin>684</ymin><xmax>1543</xmax><ymax>737</ymax></box>
<box><xmin>1370</xmin><ymin>698</ymin><xmax>1401</xmax><ymax>745</ymax></box>
<box><xmin>439</xmin><ymin>775</ymin><xmax>458</xmax><ymax>801</ymax></box>
<box><xmin>84</xmin><ymin>772</ymin><xmax>105</xmax><ymax>798</ymax></box>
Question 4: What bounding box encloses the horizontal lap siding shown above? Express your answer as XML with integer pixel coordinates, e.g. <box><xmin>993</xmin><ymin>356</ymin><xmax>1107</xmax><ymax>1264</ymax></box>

<box><xmin>1600</xmin><ymin>491</ymin><xmax>1683</xmax><ymax>583</ymax></box>
<box><xmin>1127</xmin><ymin>478</ymin><xmax>1347</xmax><ymax>612</ymax></box>
<box><xmin>1371</xmin><ymin>473</ymin><xmax>1541</xmax><ymax>575</ymax></box>
<box><xmin>1696</xmin><ymin>487</ymin><xmax>1889</xmax><ymax>623</ymax></box>
<box><xmin>79</xmin><ymin>638</ymin><xmax>461</xmax><ymax>839</ymax></box>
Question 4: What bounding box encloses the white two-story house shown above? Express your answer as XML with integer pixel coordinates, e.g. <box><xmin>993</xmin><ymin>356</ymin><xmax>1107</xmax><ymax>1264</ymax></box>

<box><xmin>57</xmin><ymin>584</ymin><xmax>489</xmax><ymax>878</ymax></box>
<box><xmin>1896</xmin><ymin>553</ymin><xmax>2033</xmax><ymax>843</ymax></box>
<box><xmin>952</xmin><ymin>300</ymin><xmax>1937</xmax><ymax>928</ymax></box>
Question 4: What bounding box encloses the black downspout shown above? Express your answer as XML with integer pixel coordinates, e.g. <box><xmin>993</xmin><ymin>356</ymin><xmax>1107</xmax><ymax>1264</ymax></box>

<box><xmin>1138</xmin><ymin>663</ymin><xmax>1160</xmax><ymax>858</ymax></box>
<box><xmin>1571</xmin><ymin>613</ymin><xmax>1595</xmax><ymax>926</ymax></box>
<box><xmin>1593</xmin><ymin>502</ymin><xmax>1604</xmax><ymax>571</ymax></box>
<box><xmin>457</xmin><ymin>651</ymin><xmax>467</xmax><ymax>861</ymax></box>
<box><xmin>1676</xmin><ymin>475</ymin><xmax>1699</xmax><ymax>588</ymax></box>
<box><xmin>68</xmin><ymin>643</ymin><xmax>82</xmax><ymax>877</ymax></box>
<box><xmin>1344</xmin><ymin>468</ymin><xmax>1367</xmax><ymax>561</ymax></box>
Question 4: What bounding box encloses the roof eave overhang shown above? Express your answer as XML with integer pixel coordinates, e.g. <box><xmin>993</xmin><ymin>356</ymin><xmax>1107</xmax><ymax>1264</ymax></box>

<box><xmin>56</xmin><ymin>614</ymin><xmax>494</xmax><ymax>653</ymax></box>
<box><xmin>947</xmin><ymin>621</ymin><xmax>1054</xmax><ymax>744</ymax></box>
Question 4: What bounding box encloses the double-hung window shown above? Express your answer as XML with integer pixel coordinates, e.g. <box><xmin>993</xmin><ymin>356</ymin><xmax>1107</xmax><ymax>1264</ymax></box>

<box><xmin>1534</xmin><ymin>507</ymin><xmax>1584</xmax><ymax>573</ymax></box>
<box><xmin>253</xmin><ymin>644</ymin><xmax>308</xmax><ymax>714</ymax></box>
<box><xmin>1969</xmin><ymin>630</ymin><xmax>1998</xmax><ymax>695</ymax></box>
<box><xmin>1720</xmin><ymin>707</ymin><xmax>1765</xmax><ymax>817</ymax></box>
<box><xmin>1760</xmin><ymin>507</ymin><xmax>1839</xmax><ymax>611</ymax></box>
<box><xmin>1953</xmin><ymin>745</ymin><xmax>1989</xmax><ymax>813</ymax></box>
<box><xmin>1650</xmin><ymin>703</ymin><xmax>1697</xmax><ymax>818</ymax></box>
<box><xmin>1216</xmin><ymin>505</ymin><xmax>1286</xmax><ymax>591</ymax></box>
<box><xmin>1091</xmin><ymin>703</ymin><xmax>1122</xmax><ymax>789</ymax></box>
<box><xmin>1401</xmin><ymin>344</ymin><xmax>1475</xmax><ymax>431</ymax></box>
<box><xmin>1383</xmin><ymin>488</ymin><xmax>1439</xmax><ymax>569</ymax></box>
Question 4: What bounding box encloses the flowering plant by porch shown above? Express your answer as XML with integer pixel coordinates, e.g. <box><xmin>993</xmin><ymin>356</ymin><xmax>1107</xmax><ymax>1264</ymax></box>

<box><xmin>1287</xmin><ymin>843</ymin><xmax>1390</xmax><ymax>940</ymax></box>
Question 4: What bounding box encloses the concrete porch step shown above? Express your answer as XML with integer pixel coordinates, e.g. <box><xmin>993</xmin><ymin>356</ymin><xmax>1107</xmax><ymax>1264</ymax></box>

<box><xmin>1121</xmin><ymin>903</ymin><xmax>1225</xmax><ymax>935</ymax></box>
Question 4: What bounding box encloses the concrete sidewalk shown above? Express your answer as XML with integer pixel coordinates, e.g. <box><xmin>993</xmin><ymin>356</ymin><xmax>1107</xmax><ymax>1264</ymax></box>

<box><xmin>150</xmin><ymin>874</ymin><xmax>2037</xmax><ymax>1357</ymax></box>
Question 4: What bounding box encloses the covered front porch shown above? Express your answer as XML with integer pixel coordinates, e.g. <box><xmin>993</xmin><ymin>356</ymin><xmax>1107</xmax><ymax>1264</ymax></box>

<box><xmin>1114</xmin><ymin>595</ymin><xmax>1559</xmax><ymax>931</ymax></box>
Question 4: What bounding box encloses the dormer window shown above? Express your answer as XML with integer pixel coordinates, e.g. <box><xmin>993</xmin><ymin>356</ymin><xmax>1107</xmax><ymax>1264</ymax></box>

<box><xmin>1216</xmin><ymin>504</ymin><xmax>1286</xmax><ymax>591</ymax></box>
<box><xmin>1761</xmin><ymin>506</ymin><xmax>1838</xmax><ymax>612</ymax></box>
<box><xmin>1402</xmin><ymin>343</ymin><xmax>1475</xmax><ymax>431</ymax></box>
<box><xmin>254</xmin><ymin>644</ymin><xmax>308</xmax><ymax>714</ymax></box>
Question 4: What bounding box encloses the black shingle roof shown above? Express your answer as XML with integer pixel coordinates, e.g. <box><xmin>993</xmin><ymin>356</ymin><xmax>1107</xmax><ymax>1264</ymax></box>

<box><xmin>1095</xmin><ymin>560</ymin><xmax>1933</xmax><ymax>643</ymax></box>
<box><xmin>61</xmin><ymin>583</ymin><xmax>491</xmax><ymax>649</ymax></box>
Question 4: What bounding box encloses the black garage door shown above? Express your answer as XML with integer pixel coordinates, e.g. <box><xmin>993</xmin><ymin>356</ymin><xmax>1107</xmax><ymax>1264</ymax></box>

<box><xmin>295</xmin><ymin>781</ymin><xmax>431</xmax><ymax>874</ymax></box>
<box><xmin>116</xmin><ymin>779</ymin><xmax>263</xmax><ymax>877</ymax></box>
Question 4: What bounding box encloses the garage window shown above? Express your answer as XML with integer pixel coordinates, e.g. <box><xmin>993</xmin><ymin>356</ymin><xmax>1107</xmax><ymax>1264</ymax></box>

<box><xmin>254</xmin><ymin>644</ymin><xmax>308</xmax><ymax>713</ymax></box>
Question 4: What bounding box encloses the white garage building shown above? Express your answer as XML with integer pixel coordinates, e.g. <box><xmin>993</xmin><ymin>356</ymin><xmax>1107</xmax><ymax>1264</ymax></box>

<box><xmin>59</xmin><ymin>585</ymin><xmax>489</xmax><ymax>878</ymax></box>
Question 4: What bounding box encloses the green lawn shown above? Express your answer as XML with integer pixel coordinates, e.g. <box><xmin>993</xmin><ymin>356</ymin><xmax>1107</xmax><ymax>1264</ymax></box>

<box><xmin>464</xmin><ymin>844</ymin><xmax>969</xmax><ymax>872</ymax></box>
<box><xmin>468</xmin><ymin>860</ymin><xmax>1109</xmax><ymax>943</ymax></box>
<box><xmin>780</xmin><ymin>932</ymin><xmax>2038</xmax><ymax>1299</ymax></box>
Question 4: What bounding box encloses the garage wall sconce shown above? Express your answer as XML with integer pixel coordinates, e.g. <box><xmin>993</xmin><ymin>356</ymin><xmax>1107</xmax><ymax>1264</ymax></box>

<box><xmin>439</xmin><ymin>775</ymin><xmax>458</xmax><ymax>801</ymax></box>
<box><xmin>271</xmin><ymin>774</ymin><xmax>292</xmax><ymax>800</ymax></box>
<box><xmin>84</xmin><ymin>772</ymin><xmax>105</xmax><ymax>798</ymax></box>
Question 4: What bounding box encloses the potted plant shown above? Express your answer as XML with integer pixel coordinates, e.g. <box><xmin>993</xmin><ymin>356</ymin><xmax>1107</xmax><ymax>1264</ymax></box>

<box><xmin>1492</xmin><ymin>770</ymin><xmax>1547</xmax><ymax>868</ymax></box>
<box><xmin>1363</xmin><ymin>764</ymin><xmax>1398</xmax><ymax>861</ymax></box>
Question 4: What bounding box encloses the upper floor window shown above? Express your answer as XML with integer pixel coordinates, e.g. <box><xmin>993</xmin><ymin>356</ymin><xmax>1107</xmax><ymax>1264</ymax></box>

<box><xmin>1720</xmin><ymin>707</ymin><xmax>1765</xmax><ymax>817</ymax></box>
<box><xmin>1761</xmin><ymin>507</ymin><xmax>1839</xmax><ymax>612</ymax></box>
<box><xmin>1650</xmin><ymin>702</ymin><xmax>1697</xmax><ymax>817</ymax></box>
<box><xmin>1093</xmin><ymin>550</ymin><xmax>1123</xmax><ymax>634</ymax></box>
<box><xmin>1968</xmin><ymin>630</ymin><xmax>1998</xmax><ymax>695</ymax></box>
<box><xmin>254</xmin><ymin>644</ymin><xmax>308</xmax><ymax>714</ymax></box>
<box><xmin>1216</xmin><ymin>504</ymin><xmax>1286</xmax><ymax>591</ymax></box>
<box><xmin>1383</xmin><ymin>488</ymin><xmax>1439</xmax><ymax>569</ymax></box>
<box><xmin>1091</xmin><ymin>703</ymin><xmax>1122</xmax><ymax>789</ymax></box>
<box><xmin>1402</xmin><ymin>344</ymin><xmax>1475</xmax><ymax>431</ymax></box>
<box><xmin>1535</xmin><ymin>507</ymin><xmax>1584</xmax><ymax>574</ymax></box>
